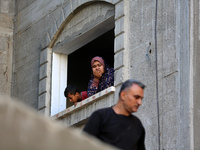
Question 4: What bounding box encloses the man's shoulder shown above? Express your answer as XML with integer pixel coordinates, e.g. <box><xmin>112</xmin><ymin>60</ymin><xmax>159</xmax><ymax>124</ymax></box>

<box><xmin>131</xmin><ymin>114</ymin><xmax>145</xmax><ymax>127</ymax></box>
<box><xmin>92</xmin><ymin>107</ymin><xmax>112</xmax><ymax>116</ymax></box>
<box><xmin>95</xmin><ymin>107</ymin><xmax>112</xmax><ymax>113</ymax></box>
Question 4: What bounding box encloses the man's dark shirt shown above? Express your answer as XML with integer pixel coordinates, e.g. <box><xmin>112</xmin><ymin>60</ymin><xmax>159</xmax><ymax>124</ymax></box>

<box><xmin>83</xmin><ymin>107</ymin><xmax>145</xmax><ymax>150</ymax></box>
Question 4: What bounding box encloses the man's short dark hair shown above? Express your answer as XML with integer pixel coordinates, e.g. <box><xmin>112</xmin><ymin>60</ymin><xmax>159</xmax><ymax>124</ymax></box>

<box><xmin>64</xmin><ymin>84</ymin><xmax>80</xmax><ymax>98</ymax></box>
<box><xmin>119</xmin><ymin>79</ymin><xmax>146</xmax><ymax>97</ymax></box>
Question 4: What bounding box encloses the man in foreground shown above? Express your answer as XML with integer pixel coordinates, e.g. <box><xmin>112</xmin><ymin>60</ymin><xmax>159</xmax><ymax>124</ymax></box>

<box><xmin>83</xmin><ymin>79</ymin><xmax>146</xmax><ymax>150</ymax></box>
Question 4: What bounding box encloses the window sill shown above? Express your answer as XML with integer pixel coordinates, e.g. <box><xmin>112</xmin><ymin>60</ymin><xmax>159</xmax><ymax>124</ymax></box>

<box><xmin>51</xmin><ymin>86</ymin><xmax>115</xmax><ymax>120</ymax></box>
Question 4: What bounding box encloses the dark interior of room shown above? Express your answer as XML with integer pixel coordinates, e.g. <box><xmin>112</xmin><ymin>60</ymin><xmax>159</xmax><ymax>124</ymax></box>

<box><xmin>67</xmin><ymin>28</ymin><xmax>114</xmax><ymax>107</ymax></box>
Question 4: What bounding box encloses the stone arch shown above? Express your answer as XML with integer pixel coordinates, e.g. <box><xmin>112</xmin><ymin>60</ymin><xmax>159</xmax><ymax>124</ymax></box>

<box><xmin>53</xmin><ymin>1</ymin><xmax>114</xmax><ymax>52</ymax></box>
<box><xmin>48</xmin><ymin>0</ymin><xmax>115</xmax><ymax>48</ymax></box>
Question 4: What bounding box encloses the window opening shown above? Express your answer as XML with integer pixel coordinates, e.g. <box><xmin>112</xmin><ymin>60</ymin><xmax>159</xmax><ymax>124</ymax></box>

<box><xmin>66</xmin><ymin>29</ymin><xmax>114</xmax><ymax>108</ymax></box>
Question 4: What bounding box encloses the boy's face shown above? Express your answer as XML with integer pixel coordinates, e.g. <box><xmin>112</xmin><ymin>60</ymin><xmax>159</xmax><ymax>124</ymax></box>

<box><xmin>67</xmin><ymin>92</ymin><xmax>79</xmax><ymax>103</ymax></box>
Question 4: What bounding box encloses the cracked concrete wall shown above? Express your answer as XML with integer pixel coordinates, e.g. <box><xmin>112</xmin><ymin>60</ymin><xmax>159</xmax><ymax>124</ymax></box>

<box><xmin>0</xmin><ymin>0</ymin><xmax>14</xmax><ymax>95</ymax></box>
<box><xmin>128</xmin><ymin>0</ymin><xmax>193</xmax><ymax>149</ymax></box>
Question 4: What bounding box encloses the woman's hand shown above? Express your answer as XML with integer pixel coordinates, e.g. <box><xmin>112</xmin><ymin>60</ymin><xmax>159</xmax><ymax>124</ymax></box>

<box><xmin>93</xmin><ymin>70</ymin><xmax>102</xmax><ymax>80</ymax></box>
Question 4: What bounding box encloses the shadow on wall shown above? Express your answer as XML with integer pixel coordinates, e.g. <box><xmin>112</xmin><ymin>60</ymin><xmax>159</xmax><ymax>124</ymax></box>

<box><xmin>0</xmin><ymin>94</ymin><xmax>118</xmax><ymax>150</ymax></box>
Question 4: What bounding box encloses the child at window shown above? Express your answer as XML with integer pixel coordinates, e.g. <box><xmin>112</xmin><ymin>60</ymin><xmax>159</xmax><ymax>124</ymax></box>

<box><xmin>64</xmin><ymin>84</ymin><xmax>88</xmax><ymax>106</ymax></box>
<box><xmin>87</xmin><ymin>56</ymin><xmax>114</xmax><ymax>97</ymax></box>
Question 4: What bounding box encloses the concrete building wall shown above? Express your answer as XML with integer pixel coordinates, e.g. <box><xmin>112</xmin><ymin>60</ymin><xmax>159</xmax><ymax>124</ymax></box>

<box><xmin>191</xmin><ymin>0</ymin><xmax>200</xmax><ymax>149</ymax></box>
<box><xmin>128</xmin><ymin>0</ymin><xmax>191</xmax><ymax>149</ymax></box>
<box><xmin>0</xmin><ymin>0</ymin><xmax>14</xmax><ymax>95</ymax></box>
<box><xmin>13</xmin><ymin>0</ymin><xmax>68</xmax><ymax>107</ymax></box>
<box><xmin>12</xmin><ymin>0</ymin><xmax>200</xmax><ymax>149</ymax></box>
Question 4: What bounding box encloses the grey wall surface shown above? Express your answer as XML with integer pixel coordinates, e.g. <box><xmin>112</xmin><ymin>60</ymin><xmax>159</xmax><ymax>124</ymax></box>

<box><xmin>191</xmin><ymin>0</ymin><xmax>200</xmax><ymax>149</ymax></box>
<box><xmin>128</xmin><ymin>0</ymin><xmax>191</xmax><ymax>149</ymax></box>
<box><xmin>0</xmin><ymin>0</ymin><xmax>14</xmax><ymax>95</ymax></box>
<box><xmin>13</xmin><ymin>0</ymin><xmax>65</xmax><ymax>107</ymax></box>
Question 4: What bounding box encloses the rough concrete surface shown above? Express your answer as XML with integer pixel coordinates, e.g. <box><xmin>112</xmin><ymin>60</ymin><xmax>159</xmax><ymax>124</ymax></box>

<box><xmin>0</xmin><ymin>0</ymin><xmax>14</xmax><ymax>96</ymax></box>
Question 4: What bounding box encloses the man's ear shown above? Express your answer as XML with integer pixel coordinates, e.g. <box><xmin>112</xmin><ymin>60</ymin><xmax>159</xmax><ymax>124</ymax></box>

<box><xmin>75</xmin><ymin>92</ymin><xmax>79</xmax><ymax>97</ymax></box>
<box><xmin>120</xmin><ymin>91</ymin><xmax>126</xmax><ymax>101</ymax></box>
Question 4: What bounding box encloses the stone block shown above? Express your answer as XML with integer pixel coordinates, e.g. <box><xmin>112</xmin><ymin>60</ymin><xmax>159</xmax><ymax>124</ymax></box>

<box><xmin>31</xmin><ymin>74</ymin><xmax>39</xmax><ymax>89</ymax></box>
<box><xmin>162</xmin><ymin>91</ymin><xmax>177</xmax><ymax>114</ymax></box>
<box><xmin>15</xmin><ymin>59</ymin><xmax>40</xmax><ymax>84</ymax></box>
<box><xmin>142</xmin><ymin>116</ymin><xmax>158</xmax><ymax>149</ymax></box>
<box><xmin>166</xmin><ymin>28</ymin><xmax>176</xmax><ymax>46</ymax></box>
<box><xmin>162</xmin><ymin>45</ymin><xmax>178</xmax><ymax>77</ymax></box>
<box><xmin>162</xmin><ymin>110</ymin><xmax>178</xmax><ymax>149</ymax></box>
<box><xmin>49</xmin><ymin>7</ymin><xmax>64</xmax><ymax>30</ymax></box>
<box><xmin>77</xmin><ymin>108</ymin><xmax>86</xmax><ymax>122</ymax></box>
<box><xmin>99</xmin><ymin>0</ymin><xmax>112</xmax><ymax>4</ymax></box>
<box><xmin>114</xmin><ymin>50</ymin><xmax>124</xmax><ymax>70</ymax></box>
<box><xmin>0</xmin><ymin>51</ymin><xmax>6</xmax><ymax>64</ymax></box>
<box><xmin>71</xmin><ymin>112</ymin><xmax>78</xmax><ymax>125</ymax></box>
<box><xmin>79</xmin><ymin>0</ymin><xmax>90</xmax><ymax>6</ymax></box>
<box><xmin>0</xmin><ymin>13</ymin><xmax>13</xmax><ymax>29</ymax></box>
<box><xmin>143</xmin><ymin>0</ymin><xmax>154</xmax><ymax>24</ymax></box>
<box><xmin>58</xmin><ymin>8</ymin><xmax>65</xmax><ymax>28</ymax></box>
<box><xmin>137</xmin><ymin>88</ymin><xmax>158</xmax><ymax>119</ymax></box>
<box><xmin>163</xmin><ymin>72</ymin><xmax>177</xmax><ymax>95</ymax></box>
<box><xmin>38</xmin><ymin>93</ymin><xmax>50</xmax><ymax>110</ymax></box>
<box><xmin>114</xmin><ymin>67</ymin><xmax>123</xmax><ymax>86</ymax></box>
<box><xmin>114</xmin><ymin>33</ymin><xmax>124</xmax><ymax>53</ymax></box>
<box><xmin>39</xmin><ymin>64</ymin><xmax>47</xmax><ymax>80</ymax></box>
<box><xmin>40</xmin><ymin>48</ymin><xmax>52</xmax><ymax>65</ymax></box>
<box><xmin>20</xmin><ymin>80</ymin><xmax>32</xmax><ymax>94</ymax></box>
<box><xmin>106</xmin><ymin>93</ymin><xmax>115</xmax><ymax>107</ymax></box>
<box><xmin>48</xmin><ymin>22</ymin><xmax>58</xmax><ymax>40</ymax></box>
<box><xmin>0</xmin><ymin>64</ymin><xmax>6</xmax><ymax>85</ymax></box>
<box><xmin>63</xmin><ymin>0</ymin><xmax>72</xmax><ymax>19</ymax></box>
<box><xmin>38</xmin><ymin>107</ymin><xmax>45</xmax><ymax>114</ymax></box>
<box><xmin>17</xmin><ymin>0</ymin><xmax>65</xmax><ymax>32</ymax></box>
<box><xmin>115</xmin><ymin>1</ymin><xmax>124</xmax><ymax>20</ymax></box>
<box><xmin>0</xmin><ymin>0</ymin><xmax>14</xmax><ymax>14</ymax></box>
<box><xmin>113</xmin><ymin>0</ymin><xmax>122</xmax><ymax>5</ymax></box>
<box><xmin>115</xmin><ymin>16</ymin><xmax>124</xmax><ymax>36</ymax></box>
<box><xmin>39</xmin><ymin>78</ymin><xmax>47</xmax><ymax>95</ymax></box>
<box><xmin>41</xmin><ymin>33</ymin><xmax>51</xmax><ymax>49</ymax></box>
<box><xmin>71</xmin><ymin>0</ymin><xmax>80</xmax><ymax>12</ymax></box>
<box><xmin>15</xmin><ymin>0</ymin><xmax>35</xmax><ymax>13</ymax></box>
<box><xmin>129</xmin><ymin>43</ymin><xmax>147</xmax><ymax>67</ymax></box>
<box><xmin>0</xmin><ymin>36</ymin><xmax>7</xmax><ymax>50</ymax></box>
<box><xmin>23</xmin><ymin>89</ymin><xmax>38</xmax><ymax>109</ymax></box>
<box><xmin>38</xmin><ymin>106</ymin><xmax>50</xmax><ymax>116</ymax></box>
<box><xmin>15</xmin><ymin>44</ymin><xmax>26</xmax><ymax>65</ymax></box>
<box><xmin>165</xmin><ymin>1</ymin><xmax>175</xmax><ymax>22</ymax></box>
<box><xmin>114</xmin><ymin>84</ymin><xmax>121</xmax><ymax>104</ymax></box>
